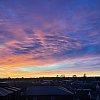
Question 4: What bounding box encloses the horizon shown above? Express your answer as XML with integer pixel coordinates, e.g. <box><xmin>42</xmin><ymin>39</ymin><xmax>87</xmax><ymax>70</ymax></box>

<box><xmin>0</xmin><ymin>75</ymin><xmax>100</xmax><ymax>79</ymax></box>
<box><xmin>0</xmin><ymin>0</ymin><xmax>100</xmax><ymax>78</ymax></box>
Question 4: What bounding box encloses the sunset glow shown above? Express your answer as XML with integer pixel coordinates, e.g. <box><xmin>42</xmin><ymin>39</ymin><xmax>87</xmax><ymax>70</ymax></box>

<box><xmin>0</xmin><ymin>0</ymin><xmax>100</xmax><ymax>78</ymax></box>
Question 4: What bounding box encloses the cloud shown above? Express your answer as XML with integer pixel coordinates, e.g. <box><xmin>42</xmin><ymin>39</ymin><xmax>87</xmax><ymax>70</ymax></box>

<box><xmin>0</xmin><ymin>0</ymin><xmax>100</xmax><ymax>77</ymax></box>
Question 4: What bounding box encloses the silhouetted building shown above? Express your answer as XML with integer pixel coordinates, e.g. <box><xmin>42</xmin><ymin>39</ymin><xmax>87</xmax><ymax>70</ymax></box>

<box><xmin>4</xmin><ymin>87</ymin><xmax>21</xmax><ymax>100</ymax></box>
<box><xmin>0</xmin><ymin>87</ymin><xmax>21</xmax><ymax>100</ymax></box>
<box><xmin>76</xmin><ymin>89</ymin><xmax>91</xmax><ymax>100</ymax></box>
<box><xmin>0</xmin><ymin>87</ymin><xmax>13</xmax><ymax>100</ymax></box>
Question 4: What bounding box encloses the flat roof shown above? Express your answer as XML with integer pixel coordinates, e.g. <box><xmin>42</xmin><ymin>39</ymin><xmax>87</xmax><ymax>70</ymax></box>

<box><xmin>26</xmin><ymin>86</ymin><xmax>73</xmax><ymax>96</ymax></box>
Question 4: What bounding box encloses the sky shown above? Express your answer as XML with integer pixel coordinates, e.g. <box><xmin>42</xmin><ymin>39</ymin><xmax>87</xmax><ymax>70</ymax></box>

<box><xmin>0</xmin><ymin>0</ymin><xmax>100</xmax><ymax>78</ymax></box>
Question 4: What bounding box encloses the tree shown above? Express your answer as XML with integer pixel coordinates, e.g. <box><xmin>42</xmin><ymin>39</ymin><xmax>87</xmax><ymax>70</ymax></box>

<box><xmin>73</xmin><ymin>75</ymin><xmax>77</xmax><ymax>78</ymax></box>
<box><xmin>83</xmin><ymin>73</ymin><xmax>87</xmax><ymax>77</ymax></box>
<box><xmin>60</xmin><ymin>74</ymin><xmax>65</xmax><ymax>78</ymax></box>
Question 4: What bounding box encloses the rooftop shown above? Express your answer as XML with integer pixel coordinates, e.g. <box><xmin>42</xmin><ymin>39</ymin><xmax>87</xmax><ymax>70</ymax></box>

<box><xmin>0</xmin><ymin>87</ymin><xmax>13</xmax><ymax>96</ymax></box>
<box><xmin>26</xmin><ymin>86</ymin><xmax>73</xmax><ymax>96</ymax></box>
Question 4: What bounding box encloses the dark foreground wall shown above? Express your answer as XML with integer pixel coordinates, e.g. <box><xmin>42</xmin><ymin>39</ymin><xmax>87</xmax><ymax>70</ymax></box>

<box><xmin>25</xmin><ymin>95</ymin><xmax>73</xmax><ymax>100</ymax></box>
